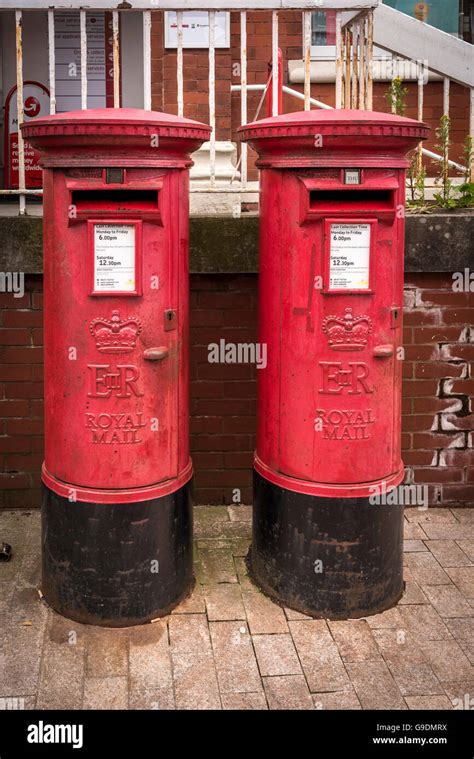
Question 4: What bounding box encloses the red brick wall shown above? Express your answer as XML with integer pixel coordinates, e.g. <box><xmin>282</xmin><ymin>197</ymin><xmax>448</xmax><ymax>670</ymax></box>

<box><xmin>403</xmin><ymin>273</ymin><xmax>474</xmax><ymax>507</ymax></box>
<box><xmin>149</xmin><ymin>11</ymin><xmax>471</xmax><ymax>172</ymax></box>
<box><xmin>151</xmin><ymin>11</ymin><xmax>232</xmax><ymax>139</ymax></box>
<box><xmin>0</xmin><ymin>272</ymin><xmax>473</xmax><ymax>508</ymax></box>
<box><xmin>190</xmin><ymin>275</ymin><xmax>257</xmax><ymax>505</ymax></box>
<box><xmin>0</xmin><ymin>276</ymin><xmax>43</xmax><ymax>509</ymax></box>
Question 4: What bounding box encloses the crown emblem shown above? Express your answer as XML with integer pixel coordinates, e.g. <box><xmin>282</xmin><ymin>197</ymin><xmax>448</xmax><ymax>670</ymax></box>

<box><xmin>322</xmin><ymin>307</ymin><xmax>372</xmax><ymax>351</ymax></box>
<box><xmin>90</xmin><ymin>310</ymin><xmax>142</xmax><ymax>353</ymax></box>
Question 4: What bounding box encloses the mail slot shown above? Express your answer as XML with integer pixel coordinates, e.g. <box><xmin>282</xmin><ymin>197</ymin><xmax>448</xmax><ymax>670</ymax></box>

<box><xmin>239</xmin><ymin>109</ymin><xmax>428</xmax><ymax>619</ymax></box>
<box><xmin>22</xmin><ymin>108</ymin><xmax>211</xmax><ymax>626</ymax></box>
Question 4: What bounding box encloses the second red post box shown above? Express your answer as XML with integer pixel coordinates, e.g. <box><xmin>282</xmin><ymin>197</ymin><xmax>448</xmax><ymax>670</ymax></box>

<box><xmin>23</xmin><ymin>109</ymin><xmax>210</xmax><ymax>626</ymax></box>
<box><xmin>239</xmin><ymin>110</ymin><xmax>428</xmax><ymax>619</ymax></box>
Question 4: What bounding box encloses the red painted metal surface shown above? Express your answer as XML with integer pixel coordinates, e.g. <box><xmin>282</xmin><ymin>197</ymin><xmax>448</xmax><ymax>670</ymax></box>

<box><xmin>239</xmin><ymin>110</ymin><xmax>428</xmax><ymax>498</ymax></box>
<box><xmin>23</xmin><ymin>108</ymin><xmax>210</xmax><ymax>503</ymax></box>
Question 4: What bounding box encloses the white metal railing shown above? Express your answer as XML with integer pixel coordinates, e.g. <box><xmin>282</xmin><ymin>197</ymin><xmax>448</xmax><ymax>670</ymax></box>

<box><xmin>0</xmin><ymin>1</ymin><xmax>472</xmax><ymax>215</ymax></box>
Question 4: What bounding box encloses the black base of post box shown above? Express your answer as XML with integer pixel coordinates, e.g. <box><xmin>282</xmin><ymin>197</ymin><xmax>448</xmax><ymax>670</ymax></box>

<box><xmin>41</xmin><ymin>481</ymin><xmax>193</xmax><ymax>627</ymax></box>
<box><xmin>250</xmin><ymin>470</ymin><xmax>404</xmax><ymax>620</ymax></box>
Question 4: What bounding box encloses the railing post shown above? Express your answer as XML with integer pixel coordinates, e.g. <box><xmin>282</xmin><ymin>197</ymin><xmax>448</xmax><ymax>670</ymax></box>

<box><xmin>15</xmin><ymin>10</ymin><xmax>25</xmax><ymax>215</ymax></box>
<box><xmin>417</xmin><ymin>59</ymin><xmax>425</xmax><ymax>174</ymax></box>
<box><xmin>271</xmin><ymin>12</ymin><xmax>281</xmax><ymax>117</ymax></box>
<box><xmin>143</xmin><ymin>10</ymin><xmax>151</xmax><ymax>110</ymax></box>
<box><xmin>443</xmin><ymin>77</ymin><xmax>450</xmax><ymax>117</ymax></box>
<box><xmin>366</xmin><ymin>9</ymin><xmax>374</xmax><ymax>111</ymax></box>
<box><xmin>470</xmin><ymin>87</ymin><xmax>474</xmax><ymax>182</ymax></box>
<box><xmin>335</xmin><ymin>12</ymin><xmax>343</xmax><ymax>109</ymax></box>
<box><xmin>208</xmin><ymin>10</ymin><xmax>216</xmax><ymax>187</ymax></box>
<box><xmin>351</xmin><ymin>21</ymin><xmax>359</xmax><ymax>109</ymax></box>
<box><xmin>112</xmin><ymin>10</ymin><xmax>120</xmax><ymax>107</ymax></box>
<box><xmin>80</xmin><ymin>10</ymin><xmax>87</xmax><ymax>110</ymax></box>
<box><xmin>240</xmin><ymin>10</ymin><xmax>248</xmax><ymax>188</ymax></box>
<box><xmin>47</xmin><ymin>10</ymin><xmax>56</xmax><ymax>115</ymax></box>
<box><xmin>344</xmin><ymin>27</ymin><xmax>351</xmax><ymax>108</ymax></box>
<box><xmin>267</xmin><ymin>48</ymin><xmax>283</xmax><ymax>118</ymax></box>
<box><xmin>303</xmin><ymin>10</ymin><xmax>311</xmax><ymax>112</ymax></box>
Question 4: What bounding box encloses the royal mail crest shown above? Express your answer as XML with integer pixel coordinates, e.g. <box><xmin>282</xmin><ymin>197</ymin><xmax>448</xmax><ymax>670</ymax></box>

<box><xmin>322</xmin><ymin>307</ymin><xmax>372</xmax><ymax>351</ymax></box>
<box><xmin>89</xmin><ymin>310</ymin><xmax>142</xmax><ymax>354</ymax></box>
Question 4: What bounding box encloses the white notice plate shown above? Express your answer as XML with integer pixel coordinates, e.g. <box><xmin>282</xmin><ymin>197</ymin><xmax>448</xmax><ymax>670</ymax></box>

<box><xmin>329</xmin><ymin>223</ymin><xmax>370</xmax><ymax>291</ymax></box>
<box><xmin>94</xmin><ymin>224</ymin><xmax>136</xmax><ymax>292</ymax></box>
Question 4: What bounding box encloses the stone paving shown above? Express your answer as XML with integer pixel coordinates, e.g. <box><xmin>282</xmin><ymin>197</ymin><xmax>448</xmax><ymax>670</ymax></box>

<box><xmin>0</xmin><ymin>505</ymin><xmax>473</xmax><ymax>710</ymax></box>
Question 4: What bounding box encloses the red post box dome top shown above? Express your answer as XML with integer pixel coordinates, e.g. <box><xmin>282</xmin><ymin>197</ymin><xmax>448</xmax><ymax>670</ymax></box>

<box><xmin>238</xmin><ymin>109</ymin><xmax>429</xmax><ymax>168</ymax></box>
<box><xmin>21</xmin><ymin>107</ymin><xmax>212</xmax><ymax>168</ymax></box>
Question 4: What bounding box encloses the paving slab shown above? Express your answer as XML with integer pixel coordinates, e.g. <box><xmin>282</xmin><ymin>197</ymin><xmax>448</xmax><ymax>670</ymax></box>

<box><xmin>289</xmin><ymin>620</ymin><xmax>351</xmax><ymax>693</ymax></box>
<box><xmin>252</xmin><ymin>634</ymin><xmax>302</xmax><ymax>676</ymax></box>
<box><xmin>83</xmin><ymin>677</ymin><xmax>128</xmax><ymax>710</ymax></box>
<box><xmin>312</xmin><ymin>691</ymin><xmax>362</xmax><ymax>710</ymax></box>
<box><xmin>328</xmin><ymin>620</ymin><xmax>381</xmax><ymax>663</ymax></box>
<box><xmin>2</xmin><ymin>506</ymin><xmax>474</xmax><ymax>711</ymax></box>
<box><xmin>209</xmin><ymin>621</ymin><xmax>262</xmax><ymax>694</ymax></box>
<box><xmin>418</xmin><ymin>640</ymin><xmax>474</xmax><ymax>682</ymax></box>
<box><xmin>346</xmin><ymin>661</ymin><xmax>407</xmax><ymax>710</ymax></box>
<box><xmin>242</xmin><ymin>589</ymin><xmax>288</xmax><ymax>634</ymax></box>
<box><xmin>263</xmin><ymin>675</ymin><xmax>314</xmax><ymax>710</ymax></box>
<box><xmin>204</xmin><ymin>584</ymin><xmax>246</xmax><ymax>621</ymax></box>
<box><xmin>425</xmin><ymin>540</ymin><xmax>473</xmax><ymax>568</ymax></box>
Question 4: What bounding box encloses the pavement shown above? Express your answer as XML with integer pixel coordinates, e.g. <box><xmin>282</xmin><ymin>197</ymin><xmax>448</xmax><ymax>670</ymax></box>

<box><xmin>0</xmin><ymin>505</ymin><xmax>473</xmax><ymax>710</ymax></box>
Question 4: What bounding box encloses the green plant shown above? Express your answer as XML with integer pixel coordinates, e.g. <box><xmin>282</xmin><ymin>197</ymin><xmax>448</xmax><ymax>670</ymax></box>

<box><xmin>432</xmin><ymin>120</ymin><xmax>474</xmax><ymax>209</ymax></box>
<box><xmin>432</xmin><ymin>115</ymin><xmax>459</xmax><ymax>208</ymax></box>
<box><xmin>385</xmin><ymin>77</ymin><xmax>408</xmax><ymax>116</ymax></box>
<box><xmin>456</xmin><ymin>135</ymin><xmax>474</xmax><ymax>208</ymax></box>
<box><xmin>407</xmin><ymin>149</ymin><xmax>428</xmax><ymax>209</ymax></box>
<box><xmin>407</xmin><ymin>116</ymin><xmax>473</xmax><ymax>212</ymax></box>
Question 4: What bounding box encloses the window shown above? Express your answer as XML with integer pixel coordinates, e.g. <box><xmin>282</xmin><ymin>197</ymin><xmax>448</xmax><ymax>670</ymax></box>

<box><xmin>383</xmin><ymin>1</ymin><xmax>461</xmax><ymax>37</ymax></box>
<box><xmin>310</xmin><ymin>10</ymin><xmax>336</xmax><ymax>59</ymax></box>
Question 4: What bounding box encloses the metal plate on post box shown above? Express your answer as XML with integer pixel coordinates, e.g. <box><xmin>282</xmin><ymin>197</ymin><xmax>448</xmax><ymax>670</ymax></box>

<box><xmin>91</xmin><ymin>222</ymin><xmax>140</xmax><ymax>295</ymax></box>
<box><xmin>329</xmin><ymin>222</ymin><xmax>370</xmax><ymax>291</ymax></box>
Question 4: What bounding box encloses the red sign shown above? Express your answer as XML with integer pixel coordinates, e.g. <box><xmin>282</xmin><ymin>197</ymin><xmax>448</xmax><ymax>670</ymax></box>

<box><xmin>4</xmin><ymin>81</ymin><xmax>49</xmax><ymax>189</ymax></box>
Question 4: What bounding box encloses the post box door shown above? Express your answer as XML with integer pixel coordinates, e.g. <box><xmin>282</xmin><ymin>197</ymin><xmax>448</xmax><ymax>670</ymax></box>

<box><xmin>46</xmin><ymin>193</ymin><xmax>180</xmax><ymax>491</ymax></box>
<box><xmin>278</xmin><ymin>211</ymin><xmax>401</xmax><ymax>486</ymax></box>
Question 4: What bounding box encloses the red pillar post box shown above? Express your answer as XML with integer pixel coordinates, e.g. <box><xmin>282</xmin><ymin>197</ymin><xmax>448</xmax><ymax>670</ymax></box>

<box><xmin>239</xmin><ymin>110</ymin><xmax>428</xmax><ymax>619</ymax></box>
<box><xmin>22</xmin><ymin>109</ymin><xmax>210</xmax><ymax>626</ymax></box>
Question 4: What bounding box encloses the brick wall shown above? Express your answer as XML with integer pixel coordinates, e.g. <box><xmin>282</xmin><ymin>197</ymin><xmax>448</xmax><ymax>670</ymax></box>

<box><xmin>149</xmin><ymin>10</ymin><xmax>471</xmax><ymax>172</ymax></box>
<box><xmin>190</xmin><ymin>275</ymin><xmax>257</xmax><ymax>505</ymax></box>
<box><xmin>403</xmin><ymin>273</ymin><xmax>474</xmax><ymax>507</ymax></box>
<box><xmin>0</xmin><ymin>272</ymin><xmax>473</xmax><ymax>508</ymax></box>
<box><xmin>0</xmin><ymin>275</ymin><xmax>43</xmax><ymax>509</ymax></box>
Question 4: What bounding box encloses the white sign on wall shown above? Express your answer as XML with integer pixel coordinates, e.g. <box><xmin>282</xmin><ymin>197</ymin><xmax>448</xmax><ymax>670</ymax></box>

<box><xmin>329</xmin><ymin>223</ymin><xmax>371</xmax><ymax>290</ymax></box>
<box><xmin>165</xmin><ymin>11</ymin><xmax>230</xmax><ymax>49</ymax></box>
<box><xmin>94</xmin><ymin>224</ymin><xmax>136</xmax><ymax>293</ymax></box>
